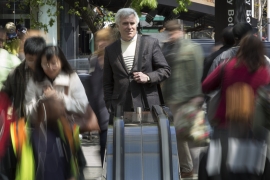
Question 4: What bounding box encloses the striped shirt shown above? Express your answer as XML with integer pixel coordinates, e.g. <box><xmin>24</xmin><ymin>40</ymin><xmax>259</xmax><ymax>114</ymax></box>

<box><xmin>121</xmin><ymin>34</ymin><xmax>137</xmax><ymax>72</ymax></box>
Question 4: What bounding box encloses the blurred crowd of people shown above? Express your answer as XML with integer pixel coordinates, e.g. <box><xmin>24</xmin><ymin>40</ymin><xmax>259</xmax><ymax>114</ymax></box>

<box><xmin>1</xmin><ymin>7</ymin><xmax>270</xmax><ymax>180</ymax></box>
<box><xmin>0</xmin><ymin>22</ymin><xmax>91</xmax><ymax>180</ymax></box>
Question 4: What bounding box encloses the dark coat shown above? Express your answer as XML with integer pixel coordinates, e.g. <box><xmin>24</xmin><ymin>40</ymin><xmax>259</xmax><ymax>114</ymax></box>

<box><xmin>103</xmin><ymin>35</ymin><xmax>170</xmax><ymax>114</ymax></box>
<box><xmin>88</xmin><ymin>56</ymin><xmax>109</xmax><ymax>130</ymax></box>
<box><xmin>201</xmin><ymin>45</ymin><xmax>232</xmax><ymax>82</ymax></box>
<box><xmin>253</xmin><ymin>85</ymin><xmax>270</xmax><ymax>140</ymax></box>
<box><xmin>1</xmin><ymin>61</ymin><xmax>26</xmax><ymax>118</ymax></box>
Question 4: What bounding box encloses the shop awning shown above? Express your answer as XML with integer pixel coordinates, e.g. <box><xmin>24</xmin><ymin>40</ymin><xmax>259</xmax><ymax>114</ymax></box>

<box><xmin>90</xmin><ymin>0</ymin><xmax>215</xmax><ymax>28</ymax></box>
<box><xmin>155</xmin><ymin>0</ymin><xmax>215</xmax><ymax>28</ymax></box>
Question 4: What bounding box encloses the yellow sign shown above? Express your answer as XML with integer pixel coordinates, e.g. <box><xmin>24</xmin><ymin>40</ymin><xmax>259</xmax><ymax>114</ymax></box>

<box><xmin>191</xmin><ymin>0</ymin><xmax>215</xmax><ymax>7</ymax></box>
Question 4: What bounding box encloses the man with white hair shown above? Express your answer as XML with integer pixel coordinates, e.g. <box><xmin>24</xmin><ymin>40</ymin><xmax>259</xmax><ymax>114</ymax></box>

<box><xmin>103</xmin><ymin>8</ymin><xmax>170</xmax><ymax>118</ymax></box>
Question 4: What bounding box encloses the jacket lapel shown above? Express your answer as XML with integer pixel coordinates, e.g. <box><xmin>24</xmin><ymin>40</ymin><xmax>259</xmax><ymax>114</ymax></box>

<box><xmin>131</xmin><ymin>35</ymin><xmax>142</xmax><ymax>72</ymax></box>
<box><xmin>113</xmin><ymin>39</ymin><xmax>129</xmax><ymax>74</ymax></box>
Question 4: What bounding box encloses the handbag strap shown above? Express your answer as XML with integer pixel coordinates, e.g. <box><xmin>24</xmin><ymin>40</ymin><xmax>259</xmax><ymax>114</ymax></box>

<box><xmin>157</xmin><ymin>84</ymin><xmax>165</xmax><ymax>106</ymax></box>
<box><xmin>219</xmin><ymin>59</ymin><xmax>228</xmax><ymax>86</ymax></box>
<box><xmin>137</xmin><ymin>36</ymin><xmax>150</xmax><ymax>111</ymax></box>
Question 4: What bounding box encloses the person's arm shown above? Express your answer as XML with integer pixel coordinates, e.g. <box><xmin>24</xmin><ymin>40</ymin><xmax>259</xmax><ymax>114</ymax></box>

<box><xmin>202</xmin><ymin>64</ymin><xmax>223</xmax><ymax>94</ymax></box>
<box><xmin>61</xmin><ymin>73</ymin><xmax>89</xmax><ymax>114</ymax></box>
<box><xmin>24</xmin><ymin>77</ymin><xmax>40</xmax><ymax>118</ymax></box>
<box><xmin>103</xmin><ymin>48</ymin><xmax>114</xmax><ymax>110</ymax></box>
<box><xmin>1</xmin><ymin>69</ymin><xmax>15</xmax><ymax>97</ymax></box>
<box><xmin>208</xmin><ymin>53</ymin><xmax>222</xmax><ymax>75</ymax></box>
<box><xmin>193</xmin><ymin>44</ymin><xmax>204</xmax><ymax>83</ymax></box>
<box><xmin>145</xmin><ymin>38</ymin><xmax>171</xmax><ymax>83</ymax></box>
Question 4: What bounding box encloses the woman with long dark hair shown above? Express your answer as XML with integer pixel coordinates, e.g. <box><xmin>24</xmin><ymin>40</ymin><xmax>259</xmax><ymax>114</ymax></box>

<box><xmin>203</xmin><ymin>33</ymin><xmax>270</xmax><ymax>128</ymax></box>
<box><xmin>24</xmin><ymin>46</ymin><xmax>90</xmax><ymax>180</ymax></box>
<box><xmin>200</xmin><ymin>33</ymin><xmax>270</xmax><ymax>179</ymax></box>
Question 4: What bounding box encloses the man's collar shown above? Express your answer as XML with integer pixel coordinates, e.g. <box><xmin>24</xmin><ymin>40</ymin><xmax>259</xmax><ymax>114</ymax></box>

<box><xmin>121</xmin><ymin>34</ymin><xmax>137</xmax><ymax>42</ymax></box>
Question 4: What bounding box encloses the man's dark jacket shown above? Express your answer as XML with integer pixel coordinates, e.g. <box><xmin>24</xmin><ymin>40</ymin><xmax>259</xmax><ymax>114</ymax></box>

<box><xmin>103</xmin><ymin>35</ymin><xmax>171</xmax><ymax>113</ymax></box>
<box><xmin>1</xmin><ymin>61</ymin><xmax>26</xmax><ymax>118</ymax></box>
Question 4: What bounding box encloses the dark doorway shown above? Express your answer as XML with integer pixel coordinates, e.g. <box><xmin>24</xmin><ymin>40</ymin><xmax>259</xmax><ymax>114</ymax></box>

<box><xmin>79</xmin><ymin>28</ymin><xmax>91</xmax><ymax>55</ymax></box>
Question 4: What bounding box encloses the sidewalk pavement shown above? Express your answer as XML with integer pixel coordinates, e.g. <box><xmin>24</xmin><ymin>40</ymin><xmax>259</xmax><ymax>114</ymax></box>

<box><xmin>81</xmin><ymin>135</ymin><xmax>103</xmax><ymax>180</ymax></box>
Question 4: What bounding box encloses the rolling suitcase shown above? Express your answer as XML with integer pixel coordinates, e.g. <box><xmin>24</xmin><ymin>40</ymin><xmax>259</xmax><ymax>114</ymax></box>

<box><xmin>103</xmin><ymin>105</ymin><xmax>180</xmax><ymax>180</ymax></box>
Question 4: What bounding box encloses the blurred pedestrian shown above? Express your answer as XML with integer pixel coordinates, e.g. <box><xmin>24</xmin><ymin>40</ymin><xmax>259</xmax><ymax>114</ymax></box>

<box><xmin>4</xmin><ymin>22</ymin><xmax>20</xmax><ymax>56</ymax></box>
<box><xmin>208</xmin><ymin>22</ymin><xmax>253</xmax><ymax>74</ymax></box>
<box><xmin>201</xmin><ymin>26</ymin><xmax>234</xmax><ymax>82</ymax></box>
<box><xmin>1</xmin><ymin>36</ymin><xmax>46</xmax><ymax>118</ymax></box>
<box><xmin>103</xmin><ymin>8</ymin><xmax>170</xmax><ymax>117</ymax></box>
<box><xmin>24</xmin><ymin>46</ymin><xmax>90</xmax><ymax>180</ymax></box>
<box><xmin>88</xmin><ymin>27</ymin><xmax>117</xmax><ymax>166</ymax></box>
<box><xmin>253</xmin><ymin>84</ymin><xmax>270</xmax><ymax>180</ymax></box>
<box><xmin>0</xmin><ymin>48</ymin><xmax>20</xmax><ymax>90</ymax></box>
<box><xmin>16</xmin><ymin>24</ymin><xmax>28</xmax><ymax>60</ymax></box>
<box><xmin>0</xmin><ymin>36</ymin><xmax>45</xmax><ymax>180</ymax></box>
<box><xmin>162</xmin><ymin>19</ymin><xmax>204</xmax><ymax>178</ymax></box>
<box><xmin>16</xmin><ymin>24</ymin><xmax>27</xmax><ymax>40</ymax></box>
<box><xmin>201</xmin><ymin>33</ymin><xmax>270</xmax><ymax>179</ymax></box>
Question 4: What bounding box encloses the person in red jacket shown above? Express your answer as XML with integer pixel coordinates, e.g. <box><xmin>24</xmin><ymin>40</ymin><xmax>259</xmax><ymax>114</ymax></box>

<box><xmin>201</xmin><ymin>33</ymin><xmax>270</xmax><ymax>179</ymax></box>
<box><xmin>202</xmin><ymin>33</ymin><xmax>270</xmax><ymax>128</ymax></box>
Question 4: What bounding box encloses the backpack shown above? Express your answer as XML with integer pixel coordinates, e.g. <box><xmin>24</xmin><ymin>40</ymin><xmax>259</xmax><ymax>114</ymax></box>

<box><xmin>226</xmin><ymin>82</ymin><xmax>255</xmax><ymax>123</ymax></box>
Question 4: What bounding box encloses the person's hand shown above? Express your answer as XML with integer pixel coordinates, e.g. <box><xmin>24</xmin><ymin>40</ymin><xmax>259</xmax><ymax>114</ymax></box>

<box><xmin>38</xmin><ymin>91</ymin><xmax>65</xmax><ymax>123</ymax></box>
<box><xmin>133</xmin><ymin>72</ymin><xmax>150</xmax><ymax>84</ymax></box>
<box><xmin>43</xmin><ymin>85</ymin><xmax>56</xmax><ymax>98</ymax></box>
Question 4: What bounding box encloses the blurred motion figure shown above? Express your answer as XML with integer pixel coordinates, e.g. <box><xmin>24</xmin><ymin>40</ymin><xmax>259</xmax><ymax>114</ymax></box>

<box><xmin>201</xmin><ymin>26</ymin><xmax>235</xmax><ymax>82</ymax></box>
<box><xmin>162</xmin><ymin>19</ymin><xmax>204</xmax><ymax>178</ymax></box>
<box><xmin>0</xmin><ymin>36</ymin><xmax>45</xmax><ymax>180</ymax></box>
<box><xmin>201</xmin><ymin>33</ymin><xmax>270</xmax><ymax>179</ymax></box>
<box><xmin>24</xmin><ymin>46</ymin><xmax>89</xmax><ymax>180</ymax></box>
<box><xmin>88</xmin><ymin>27</ymin><xmax>117</xmax><ymax>165</ymax></box>
<box><xmin>208</xmin><ymin>22</ymin><xmax>252</xmax><ymax>74</ymax></box>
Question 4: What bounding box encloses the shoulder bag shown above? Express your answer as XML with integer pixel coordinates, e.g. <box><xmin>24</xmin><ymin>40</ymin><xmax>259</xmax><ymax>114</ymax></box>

<box><xmin>64</xmin><ymin>86</ymin><xmax>100</xmax><ymax>133</ymax></box>
<box><xmin>206</xmin><ymin>62</ymin><xmax>226</xmax><ymax>126</ymax></box>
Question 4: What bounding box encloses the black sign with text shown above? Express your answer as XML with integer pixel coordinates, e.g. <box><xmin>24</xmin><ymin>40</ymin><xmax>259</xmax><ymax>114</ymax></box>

<box><xmin>215</xmin><ymin>0</ymin><xmax>252</xmax><ymax>42</ymax></box>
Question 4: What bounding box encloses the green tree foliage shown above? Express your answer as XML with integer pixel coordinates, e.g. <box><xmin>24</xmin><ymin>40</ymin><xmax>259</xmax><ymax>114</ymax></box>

<box><xmin>173</xmin><ymin>0</ymin><xmax>191</xmax><ymax>14</ymax></box>
<box><xmin>131</xmin><ymin>0</ymin><xmax>158</xmax><ymax>14</ymax></box>
<box><xmin>131</xmin><ymin>0</ymin><xmax>191</xmax><ymax>14</ymax></box>
<box><xmin>6</xmin><ymin>0</ymin><xmax>190</xmax><ymax>33</ymax></box>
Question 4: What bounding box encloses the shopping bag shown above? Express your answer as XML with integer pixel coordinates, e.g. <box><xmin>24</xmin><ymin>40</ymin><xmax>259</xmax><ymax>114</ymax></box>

<box><xmin>174</xmin><ymin>100</ymin><xmax>210</xmax><ymax>144</ymax></box>
<box><xmin>66</xmin><ymin>105</ymin><xmax>100</xmax><ymax>133</ymax></box>
<box><xmin>207</xmin><ymin>90</ymin><xmax>221</xmax><ymax>126</ymax></box>
<box><xmin>64</xmin><ymin>86</ymin><xmax>100</xmax><ymax>133</ymax></box>
<box><xmin>206</xmin><ymin>139</ymin><xmax>222</xmax><ymax>176</ymax></box>
<box><xmin>206</xmin><ymin>61</ymin><xmax>227</xmax><ymax>126</ymax></box>
<box><xmin>227</xmin><ymin>138</ymin><xmax>267</xmax><ymax>175</ymax></box>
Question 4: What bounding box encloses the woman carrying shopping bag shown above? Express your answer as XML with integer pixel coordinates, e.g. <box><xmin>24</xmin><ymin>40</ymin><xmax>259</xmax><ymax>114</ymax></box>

<box><xmin>201</xmin><ymin>33</ymin><xmax>270</xmax><ymax>180</ymax></box>
<box><xmin>24</xmin><ymin>46</ymin><xmax>99</xmax><ymax>180</ymax></box>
